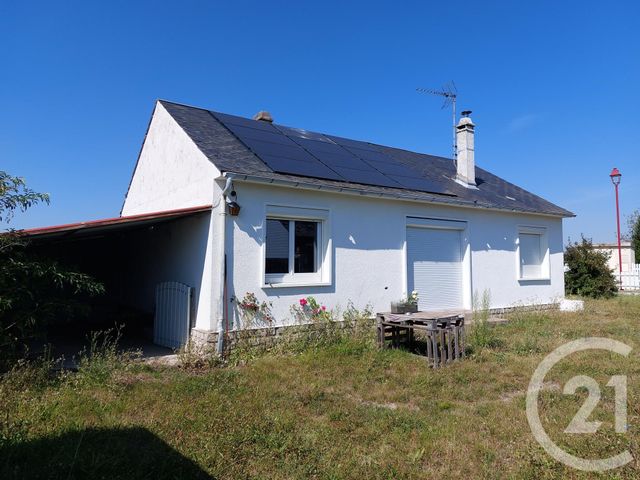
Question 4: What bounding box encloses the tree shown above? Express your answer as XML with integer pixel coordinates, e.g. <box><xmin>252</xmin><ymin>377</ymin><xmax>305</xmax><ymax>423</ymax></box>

<box><xmin>627</xmin><ymin>210</ymin><xmax>640</xmax><ymax>262</ymax></box>
<box><xmin>565</xmin><ymin>236</ymin><xmax>617</xmax><ymax>299</ymax></box>
<box><xmin>0</xmin><ymin>171</ymin><xmax>104</xmax><ymax>365</ymax></box>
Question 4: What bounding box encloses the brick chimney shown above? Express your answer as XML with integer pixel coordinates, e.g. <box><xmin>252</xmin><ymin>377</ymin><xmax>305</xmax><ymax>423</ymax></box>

<box><xmin>456</xmin><ymin>112</ymin><xmax>476</xmax><ymax>187</ymax></box>
<box><xmin>253</xmin><ymin>111</ymin><xmax>273</xmax><ymax>123</ymax></box>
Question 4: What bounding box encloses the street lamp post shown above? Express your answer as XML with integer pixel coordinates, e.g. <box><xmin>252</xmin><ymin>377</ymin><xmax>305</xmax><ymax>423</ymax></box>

<box><xmin>610</xmin><ymin>168</ymin><xmax>623</xmax><ymax>289</ymax></box>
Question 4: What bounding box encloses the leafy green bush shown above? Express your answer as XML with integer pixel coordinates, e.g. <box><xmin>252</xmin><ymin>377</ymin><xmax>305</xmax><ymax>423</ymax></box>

<box><xmin>0</xmin><ymin>170</ymin><xmax>104</xmax><ymax>368</ymax></box>
<box><xmin>564</xmin><ymin>237</ymin><xmax>617</xmax><ymax>298</ymax></box>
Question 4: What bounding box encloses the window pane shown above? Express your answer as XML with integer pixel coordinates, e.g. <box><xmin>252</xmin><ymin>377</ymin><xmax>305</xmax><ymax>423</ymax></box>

<box><xmin>520</xmin><ymin>233</ymin><xmax>542</xmax><ymax>278</ymax></box>
<box><xmin>266</xmin><ymin>219</ymin><xmax>289</xmax><ymax>273</ymax></box>
<box><xmin>294</xmin><ymin>221</ymin><xmax>317</xmax><ymax>273</ymax></box>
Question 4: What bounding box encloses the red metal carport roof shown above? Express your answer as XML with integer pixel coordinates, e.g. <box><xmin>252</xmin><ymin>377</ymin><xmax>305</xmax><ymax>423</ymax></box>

<box><xmin>18</xmin><ymin>205</ymin><xmax>212</xmax><ymax>239</ymax></box>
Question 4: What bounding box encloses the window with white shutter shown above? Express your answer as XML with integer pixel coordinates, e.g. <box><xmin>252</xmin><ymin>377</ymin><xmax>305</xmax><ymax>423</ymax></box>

<box><xmin>517</xmin><ymin>227</ymin><xmax>549</xmax><ymax>280</ymax></box>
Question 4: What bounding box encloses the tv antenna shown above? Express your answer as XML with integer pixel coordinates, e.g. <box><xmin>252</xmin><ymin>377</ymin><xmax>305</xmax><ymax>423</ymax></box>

<box><xmin>416</xmin><ymin>81</ymin><xmax>458</xmax><ymax>162</ymax></box>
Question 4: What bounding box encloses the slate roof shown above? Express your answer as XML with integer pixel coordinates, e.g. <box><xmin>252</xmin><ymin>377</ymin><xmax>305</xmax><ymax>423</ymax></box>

<box><xmin>159</xmin><ymin>100</ymin><xmax>574</xmax><ymax>218</ymax></box>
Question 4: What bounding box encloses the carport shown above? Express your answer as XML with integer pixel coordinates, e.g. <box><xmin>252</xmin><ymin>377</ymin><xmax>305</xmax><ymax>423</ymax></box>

<box><xmin>20</xmin><ymin>205</ymin><xmax>212</xmax><ymax>362</ymax></box>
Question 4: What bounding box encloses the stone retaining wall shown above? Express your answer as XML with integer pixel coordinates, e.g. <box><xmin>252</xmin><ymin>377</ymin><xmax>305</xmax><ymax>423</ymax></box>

<box><xmin>192</xmin><ymin>319</ymin><xmax>375</xmax><ymax>351</ymax></box>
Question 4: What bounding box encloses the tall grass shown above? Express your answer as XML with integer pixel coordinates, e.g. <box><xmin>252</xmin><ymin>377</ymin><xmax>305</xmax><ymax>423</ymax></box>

<box><xmin>223</xmin><ymin>301</ymin><xmax>376</xmax><ymax>365</ymax></box>
<box><xmin>468</xmin><ymin>289</ymin><xmax>503</xmax><ymax>352</ymax></box>
<box><xmin>3</xmin><ymin>297</ymin><xmax>640</xmax><ymax>478</ymax></box>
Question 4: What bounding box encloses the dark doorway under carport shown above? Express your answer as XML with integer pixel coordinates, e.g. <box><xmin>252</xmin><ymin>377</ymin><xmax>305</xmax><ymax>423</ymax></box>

<box><xmin>21</xmin><ymin>205</ymin><xmax>211</xmax><ymax>365</ymax></box>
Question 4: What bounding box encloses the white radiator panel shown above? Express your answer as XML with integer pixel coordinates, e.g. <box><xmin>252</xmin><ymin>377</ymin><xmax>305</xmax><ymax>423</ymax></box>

<box><xmin>154</xmin><ymin>281</ymin><xmax>193</xmax><ymax>349</ymax></box>
<box><xmin>407</xmin><ymin>227</ymin><xmax>463</xmax><ymax>310</ymax></box>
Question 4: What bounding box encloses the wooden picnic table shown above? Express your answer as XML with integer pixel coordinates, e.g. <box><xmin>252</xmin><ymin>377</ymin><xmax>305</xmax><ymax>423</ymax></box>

<box><xmin>376</xmin><ymin>310</ymin><xmax>467</xmax><ymax>367</ymax></box>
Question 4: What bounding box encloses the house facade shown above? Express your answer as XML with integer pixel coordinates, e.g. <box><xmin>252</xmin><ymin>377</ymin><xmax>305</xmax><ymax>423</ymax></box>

<box><xmin>115</xmin><ymin>100</ymin><xmax>572</xmax><ymax>347</ymax></box>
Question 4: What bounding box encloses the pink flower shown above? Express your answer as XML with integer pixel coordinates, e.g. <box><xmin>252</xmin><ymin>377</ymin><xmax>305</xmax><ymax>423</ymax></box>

<box><xmin>321</xmin><ymin>306</ymin><xmax>326</xmax><ymax>311</ymax></box>
<box><xmin>299</xmin><ymin>298</ymin><xmax>308</xmax><ymax>306</ymax></box>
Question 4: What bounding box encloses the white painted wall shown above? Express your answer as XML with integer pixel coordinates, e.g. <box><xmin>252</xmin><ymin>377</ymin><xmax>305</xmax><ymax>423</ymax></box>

<box><xmin>227</xmin><ymin>181</ymin><xmax>566</xmax><ymax>329</ymax></box>
<box><xmin>121</xmin><ymin>213</ymin><xmax>214</xmax><ymax>329</ymax></box>
<box><xmin>594</xmin><ymin>242</ymin><xmax>636</xmax><ymax>273</ymax></box>
<box><xmin>121</xmin><ymin>102</ymin><xmax>220</xmax><ymax>216</ymax></box>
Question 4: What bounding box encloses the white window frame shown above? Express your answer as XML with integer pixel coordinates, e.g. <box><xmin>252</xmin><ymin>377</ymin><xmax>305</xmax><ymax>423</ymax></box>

<box><xmin>263</xmin><ymin>205</ymin><xmax>331</xmax><ymax>288</ymax></box>
<box><xmin>517</xmin><ymin>225</ymin><xmax>550</xmax><ymax>281</ymax></box>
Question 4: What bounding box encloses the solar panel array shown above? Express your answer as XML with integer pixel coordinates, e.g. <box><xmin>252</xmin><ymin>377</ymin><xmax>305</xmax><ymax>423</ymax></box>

<box><xmin>211</xmin><ymin>111</ymin><xmax>456</xmax><ymax>196</ymax></box>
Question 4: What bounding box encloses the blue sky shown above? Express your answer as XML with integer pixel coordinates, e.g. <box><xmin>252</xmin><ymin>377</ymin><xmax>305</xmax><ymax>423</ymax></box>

<box><xmin>1</xmin><ymin>1</ymin><xmax>638</xmax><ymax>242</ymax></box>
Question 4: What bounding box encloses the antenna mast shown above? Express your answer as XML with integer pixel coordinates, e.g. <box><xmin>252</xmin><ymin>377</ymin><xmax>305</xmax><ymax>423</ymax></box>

<box><xmin>416</xmin><ymin>81</ymin><xmax>458</xmax><ymax>162</ymax></box>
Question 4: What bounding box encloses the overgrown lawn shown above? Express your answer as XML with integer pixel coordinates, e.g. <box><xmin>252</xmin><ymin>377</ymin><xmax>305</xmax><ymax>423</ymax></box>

<box><xmin>2</xmin><ymin>296</ymin><xmax>640</xmax><ymax>479</ymax></box>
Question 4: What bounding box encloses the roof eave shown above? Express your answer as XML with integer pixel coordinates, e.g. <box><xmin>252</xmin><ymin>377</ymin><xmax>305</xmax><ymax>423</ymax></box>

<box><xmin>221</xmin><ymin>172</ymin><xmax>575</xmax><ymax>219</ymax></box>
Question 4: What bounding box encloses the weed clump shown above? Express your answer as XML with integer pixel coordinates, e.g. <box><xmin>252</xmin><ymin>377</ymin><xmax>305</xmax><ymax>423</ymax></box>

<box><xmin>468</xmin><ymin>290</ymin><xmax>504</xmax><ymax>353</ymax></box>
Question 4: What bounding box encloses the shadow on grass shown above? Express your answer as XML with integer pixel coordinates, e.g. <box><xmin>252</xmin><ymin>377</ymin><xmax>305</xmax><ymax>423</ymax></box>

<box><xmin>1</xmin><ymin>426</ymin><xmax>214</xmax><ymax>480</ymax></box>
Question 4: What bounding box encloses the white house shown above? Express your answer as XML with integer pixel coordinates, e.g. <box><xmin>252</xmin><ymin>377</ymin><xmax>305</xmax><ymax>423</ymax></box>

<box><xmin>24</xmin><ymin>100</ymin><xmax>574</xmax><ymax>350</ymax></box>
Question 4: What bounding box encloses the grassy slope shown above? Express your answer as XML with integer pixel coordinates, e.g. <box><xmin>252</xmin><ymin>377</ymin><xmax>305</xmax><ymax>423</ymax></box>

<box><xmin>2</xmin><ymin>296</ymin><xmax>640</xmax><ymax>479</ymax></box>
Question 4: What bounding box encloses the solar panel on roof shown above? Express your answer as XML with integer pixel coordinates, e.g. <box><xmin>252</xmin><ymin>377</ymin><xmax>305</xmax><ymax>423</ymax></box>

<box><xmin>259</xmin><ymin>155</ymin><xmax>343</xmax><ymax>181</ymax></box>
<box><xmin>224</xmin><ymin>124</ymin><xmax>298</xmax><ymax>146</ymax></box>
<box><xmin>343</xmin><ymin>147</ymin><xmax>392</xmax><ymax>164</ymax></box>
<box><xmin>331</xmin><ymin>167</ymin><xmax>402</xmax><ymax>189</ymax></box>
<box><xmin>285</xmin><ymin>137</ymin><xmax>371</xmax><ymax>170</ymax></box>
<box><xmin>274</xmin><ymin>125</ymin><xmax>334</xmax><ymax>143</ymax></box>
<box><xmin>291</xmin><ymin>137</ymin><xmax>344</xmax><ymax>154</ymax></box>
<box><xmin>388</xmin><ymin>175</ymin><xmax>451</xmax><ymax>193</ymax></box>
<box><xmin>326</xmin><ymin>135</ymin><xmax>380</xmax><ymax>152</ymax></box>
<box><xmin>305</xmin><ymin>151</ymin><xmax>371</xmax><ymax>170</ymax></box>
<box><xmin>240</xmin><ymin>138</ymin><xmax>318</xmax><ymax>163</ymax></box>
<box><xmin>364</xmin><ymin>159</ymin><xmax>420</xmax><ymax>177</ymax></box>
<box><xmin>213</xmin><ymin>111</ymin><xmax>277</xmax><ymax>132</ymax></box>
<box><xmin>211</xmin><ymin>110</ymin><xmax>456</xmax><ymax>196</ymax></box>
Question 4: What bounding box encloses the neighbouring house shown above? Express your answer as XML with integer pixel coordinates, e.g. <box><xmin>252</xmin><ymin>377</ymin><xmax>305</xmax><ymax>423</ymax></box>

<box><xmin>593</xmin><ymin>241</ymin><xmax>637</xmax><ymax>273</ymax></box>
<box><xmin>22</xmin><ymin>100</ymin><xmax>574</xmax><ymax>350</ymax></box>
<box><xmin>593</xmin><ymin>241</ymin><xmax>639</xmax><ymax>291</ymax></box>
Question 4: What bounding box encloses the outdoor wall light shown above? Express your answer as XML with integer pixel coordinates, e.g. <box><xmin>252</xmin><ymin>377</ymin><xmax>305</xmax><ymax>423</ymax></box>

<box><xmin>226</xmin><ymin>201</ymin><xmax>241</xmax><ymax>216</ymax></box>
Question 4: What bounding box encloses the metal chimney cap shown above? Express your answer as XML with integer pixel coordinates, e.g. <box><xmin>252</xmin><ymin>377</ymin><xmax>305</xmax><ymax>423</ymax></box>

<box><xmin>253</xmin><ymin>111</ymin><xmax>273</xmax><ymax>123</ymax></box>
<box><xmin>457</xmin><ymin>116</ymin><xmax>475</xmax><ymax>128</ymax></box>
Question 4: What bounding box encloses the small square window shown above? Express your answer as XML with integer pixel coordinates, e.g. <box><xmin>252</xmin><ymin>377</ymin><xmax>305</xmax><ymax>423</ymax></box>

<box><xmin>264</xmin><ymin>206</ymin><xmax>330</xmax><ymax>287</ymax></box>
<box><xmin>264</xmin><ymin>210</ymin><xmax>327</xmax><ymax>286</ymax></box>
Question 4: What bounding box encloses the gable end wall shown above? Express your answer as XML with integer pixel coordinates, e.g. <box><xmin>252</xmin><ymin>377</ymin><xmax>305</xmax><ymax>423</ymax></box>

<box><xmin>121</xmin><ymin>102</ymin><xmax>219</xmax><ymax>216</ymax></box>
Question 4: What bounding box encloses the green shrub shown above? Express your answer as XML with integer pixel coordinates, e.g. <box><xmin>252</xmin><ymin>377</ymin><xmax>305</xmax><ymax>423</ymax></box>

<box><xmin>0</xmin><ymin>170</ymin><xmax>104</xmax><ymax>368</ymax></box>
<box><xmin>564</xmin><ymin>237</ymin><xmax>617</xmax><ymax>298</ymax></box>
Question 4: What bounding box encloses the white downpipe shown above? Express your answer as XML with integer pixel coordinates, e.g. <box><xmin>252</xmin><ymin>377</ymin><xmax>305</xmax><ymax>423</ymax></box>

<box><xmin>215</xmin><ymin>175</ymin><xmax>234</xmax><ymax>354</ymax></box>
